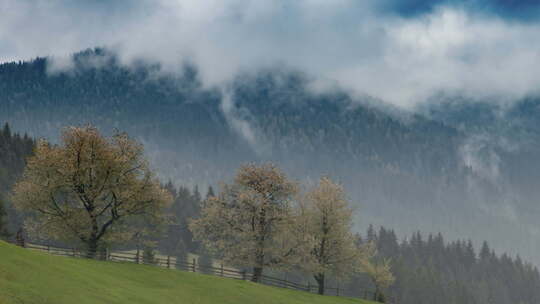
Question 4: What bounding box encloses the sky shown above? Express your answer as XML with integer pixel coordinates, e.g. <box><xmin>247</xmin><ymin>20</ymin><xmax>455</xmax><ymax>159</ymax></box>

<box><xmin>1</xmin><ymin>0</ymin><xmax>540</xmax><ymax>107</ymax></box>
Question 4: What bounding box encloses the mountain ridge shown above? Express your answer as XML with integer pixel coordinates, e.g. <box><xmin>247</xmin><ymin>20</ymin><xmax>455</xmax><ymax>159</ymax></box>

<box><xmin>2</xmin><ymin>48</ymin><xmax>540</xmax><ymax>265</ymax></box>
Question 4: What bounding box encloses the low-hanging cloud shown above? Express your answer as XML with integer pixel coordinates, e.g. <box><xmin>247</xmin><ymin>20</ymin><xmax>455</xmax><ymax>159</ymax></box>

<box><xmin>2</xmin><ymin>0</ymin><xmax>540</xmax><ymax>107</ymax></box>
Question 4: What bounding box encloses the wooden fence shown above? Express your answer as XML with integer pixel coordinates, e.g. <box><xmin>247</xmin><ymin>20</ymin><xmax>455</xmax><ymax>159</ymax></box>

<box><xmin>14</xmin><ymin>242</ymin><xmax>381</xmax><ymax>302</ymax></box>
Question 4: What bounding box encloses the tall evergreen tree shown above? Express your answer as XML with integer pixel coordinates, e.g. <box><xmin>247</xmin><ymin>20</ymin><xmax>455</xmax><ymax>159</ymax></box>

<box><xmin>367</xmin><ymin>224</ymin><xmax>376</xmax><ymax>243</ymax></box>
<box><xmin>206</xmin><ymin>185</ymin><xmax>215</xmax><ymax>199</ymax></box>
<box><xmin>480</xmin><ymin>241</ymin><xmax>491</xmax><ymax>262</ymax></box>
<box><xmin>192</xmin><ymin>185</ymin><xmax>201</xmax><ymax>205</ymax></box>
<box><xmin>0</xmin><ymin>195</ymin><xmax>10</xmax><ymax>239</ymax></box>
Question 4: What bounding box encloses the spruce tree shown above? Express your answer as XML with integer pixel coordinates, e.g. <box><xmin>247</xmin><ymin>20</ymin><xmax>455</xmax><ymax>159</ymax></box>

<box><xmin>2</xmin><ymin>123</ymin><xmax>11</xmax><ymax>138</ymax></box>
<box><xmin>480</xmin><ymin>241</ymin><xmax>491</xmax><ymax>261</ymax></box>
<box><xmin>192</xmin><ymin>185</ymin><xmax>201</xmax><ymax>204</ymax></box>
<box><xmin>0</xmin><ymin>196</ymin><xmax>10</xmax><ymax>239</ymax></box>
<box><xmin>367</xmin><ymin>224</ymin><xmax>376</xmax><ymax>243</ymax></box>
<box><xmin>206</xmin><ymin>185</ymin><xmax>215</xmax><ymax>199</ymax></box>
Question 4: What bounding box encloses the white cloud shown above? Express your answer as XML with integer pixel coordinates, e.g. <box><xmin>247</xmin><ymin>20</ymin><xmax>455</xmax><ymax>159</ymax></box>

<box><xmin>1</xmin><ymin>1</ymin><xmax>540</xmax><ymax>107</ymax></box>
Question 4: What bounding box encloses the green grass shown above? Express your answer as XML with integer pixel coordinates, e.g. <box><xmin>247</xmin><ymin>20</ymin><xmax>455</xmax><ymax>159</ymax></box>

<box><xmin>0</xmin><ymin>241</ymin><xmax>375</xmax><ymax>304</ymax></box>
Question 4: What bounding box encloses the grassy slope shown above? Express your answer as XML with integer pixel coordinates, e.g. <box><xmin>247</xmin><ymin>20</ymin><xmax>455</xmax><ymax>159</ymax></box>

<box><xmin>0</xmin><ymin>241</ymin><xmax>374</xmax><ymax>304</ymax></box>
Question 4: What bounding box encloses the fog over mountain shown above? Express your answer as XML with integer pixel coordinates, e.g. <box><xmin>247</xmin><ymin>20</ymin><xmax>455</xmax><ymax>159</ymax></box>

<box><xmin>2</xmin><ymin>0</ymin><xmax>540</xmax><ymax>266</ymax></box>
<box><xmin>2</xmin><ymin>50</ymin><xmax>540</xmax><ymax>266</ymax></box>
<box><xmin>3</xmin><ymin>0</ymin><xmax>540</xmax><ymax>106</ymax></box>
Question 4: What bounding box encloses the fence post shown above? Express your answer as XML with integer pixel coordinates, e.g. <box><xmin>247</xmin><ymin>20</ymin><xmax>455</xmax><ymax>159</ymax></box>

<box><xmin>241</xmin><ymin>270</ymin><xmax>246</xmax><ymax>280</ymax></box>
<box><xmin>136</xmin><ymin>250</ymin><xmax>140</xmax><ymax>264</ymax></box>
<box><xmin>15</xmin><ymin>228</ymin><xmax>25</xmax><ymax>247</ymax></box>
<box><xmin>47</xmin><ymin>245</ymin><xmax>50</xmax><ymax>253</ymax></box>
<box><xmin>192</xmin><ymin>258</ymin><xmax>196</xmax><ymax>272</ymax></box>
<box><xmin>307</xmin><ymin>282</ymin><xmax>311</xmax><ymax>293</ymax></box>
<box><xmin>220</xmin><ymin>263</ymin><xmax>224</xmax><ymax>277</ymax></box>
<box><xmin>336</xmin><ymin>281</ymin><xmax>340</xmax><ymax>296</ymax></box>
<box><xmin>167</xmin><ymin>255</ymin><xmax>170</xmax><ymax>269</ymax></box>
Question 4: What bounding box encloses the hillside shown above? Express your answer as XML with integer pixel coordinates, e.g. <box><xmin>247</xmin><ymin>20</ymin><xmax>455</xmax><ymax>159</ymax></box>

<box><xmin>2</xmin><ymin>49</ymin><xmax>540</xmax><ymax>266</ymax></box>
<box><xmin>0</xmin><ymin>241</ymin><xmax>374</xmax><ymax>304</ymax></box>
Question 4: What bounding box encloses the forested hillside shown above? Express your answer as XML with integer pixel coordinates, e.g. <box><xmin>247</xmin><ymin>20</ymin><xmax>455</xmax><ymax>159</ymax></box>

<box><xmin>1</xmin><ymin>117</ymin><xmax>539</xmax><ymax>304</ymax></box>
<box><xmin>350</xmin><ymin>226</ymin><xmax>540</xmax><ymax>304</ymax></box>
<box><xmin>1</xmin><ymin>49</ymin><xmax>540</xmax><ymax>266</ymax></box>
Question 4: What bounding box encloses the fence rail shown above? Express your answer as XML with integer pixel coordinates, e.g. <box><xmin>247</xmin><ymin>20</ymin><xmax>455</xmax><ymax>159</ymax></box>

<box><xmin>12</xmin><ymin>241</ymin><xmax>384</xmax><ymax>302</ymax></box>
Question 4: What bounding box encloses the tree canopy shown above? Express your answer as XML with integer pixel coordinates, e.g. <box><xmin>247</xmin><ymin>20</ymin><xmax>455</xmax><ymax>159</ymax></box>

<box><xmin>190</xmin><ymin>163</ymin><xmax>298</xmax><ymax>282</ymax></box>
<box><xmin>295</xmin><ymin>177</ymin><xmax>361</xmax><ymax>294</ymax></box>
<box><xmin>12</xmin><ymin>126</ymin><xmax>172</xmax><ymax>257</ymax></box>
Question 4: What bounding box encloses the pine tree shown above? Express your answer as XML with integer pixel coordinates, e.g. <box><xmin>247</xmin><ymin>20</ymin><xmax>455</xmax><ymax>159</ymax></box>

<box><xmin>367</xmin><ymin>224</ymin><xmax>376</xmax><ymax>243</ymax></box>
<box><xmin>164</xmin><ymin>180</ymin><xmax>177</xmax><ymax>198</ymax></box>
<box><xmin>0</xmin><ymin>196</ymin><xmax>10</xmax><ymax>239</ymax></box>
<box><xmin>0</xmin><ymin>122</ymin><xmax>35</xmax><ymax>234</ymax></box>
<box><xmin>192</xmin><ymin>185</ymin><xmax>201</xmax><ymax>204</ymax></box>
<box><xmin>480</xmin><ymin>241</ymin><xmax>491</xmax><ymax>262</ymax></box>
<box><xmin>206</xmin><ymin>185</ymin><xmax>215</xmax><ymax>199</ymax></box>
<box><xmin>2</xmin><ymin>123</ymin><xmax>11</xmax><ymax>138</ymax></box>
<box><xmin>464</xmin><ymin>240</ymin><xmax>476</xmax><ymax>267</ymax></box>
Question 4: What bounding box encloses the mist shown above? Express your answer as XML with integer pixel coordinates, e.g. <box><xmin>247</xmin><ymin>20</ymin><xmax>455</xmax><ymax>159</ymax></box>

<box><xmin>2</xmin><ymin>0</ymin><xmax>540</xmax><ymax>107</ymax></box>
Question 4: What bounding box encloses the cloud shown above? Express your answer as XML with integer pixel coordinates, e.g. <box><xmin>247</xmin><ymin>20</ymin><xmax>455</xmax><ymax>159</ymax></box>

<box><xmin>376</xmin><ymin>0</ymin><xmax>540</xmax><ymax>21</ymax></box>
<box><xmin>1</xmin><ymin>0</ymin><xmax>540</xmax><ymax>107</ymax></box>
<box><xmin>220</xmin><ymin>90</ymin><xmax>265</xmax><ymax>155</ymax></box>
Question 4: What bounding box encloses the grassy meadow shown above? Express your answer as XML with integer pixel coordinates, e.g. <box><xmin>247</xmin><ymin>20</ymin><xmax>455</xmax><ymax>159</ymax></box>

<box><xmin>0</xmin><ymin>241</ymin><xmax>374</xmax><ymax>304</ymax></box>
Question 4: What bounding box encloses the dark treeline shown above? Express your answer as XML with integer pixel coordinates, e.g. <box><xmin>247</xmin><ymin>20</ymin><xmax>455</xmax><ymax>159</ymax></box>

<box><xmin>0</xmin><ymin>123</ymin><xmax>34</xmax><ymax>236</ymax></box>
<box><xmin>157</xmin><ymin>182</ymin><xmax>214</xmax><ymax>268</ymax></box>
<box><xmin>0</xmin><ymin>123</ymin><xmax>34</xmax><ymax>194</ymax></box>
<box><xmin>347</xmin><ymin>226</ymin><xmax>540</xmax><ymax>304</ymax></box>
<box><xmin>159</xmin><ymin>182</ymin><xmax>204</xmax><ymax>256</ymax></box>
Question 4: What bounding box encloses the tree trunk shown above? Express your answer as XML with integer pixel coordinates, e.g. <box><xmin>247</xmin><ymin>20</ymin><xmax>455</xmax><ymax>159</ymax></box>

<box><xmin>251</xmin><ymin>266</ymin><xmax>263</xmax><ymax>282</ymax></box>
<box><xmin>251</xmin><ymin>204</ymin><xmax>266</xmax><ymax>284</ymax></box>
<box><xmin>86</xmin><ymin>237</ymin><xmax>98</xmax><ymax>259</ymax></box>
<box><xmin>314</xmin><ymin>273</ymin><xmax>325</xmax><ymax>295</ymax></box>
<box><xmin>374</xmin><ymin>286</ymin><xmax>381</xmax><ymax>302</ymax></box>
<box><xmin>86</xmin><ymin>216</ymin><xmax>100</xmax><ymax>259</ymax></box>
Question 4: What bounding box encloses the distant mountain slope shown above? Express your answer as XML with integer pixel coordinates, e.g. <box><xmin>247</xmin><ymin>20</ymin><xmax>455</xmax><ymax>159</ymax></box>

<box><xmin>1</xmin><ymin>49</ymin><xmax>540</xmax><ymax>265</ymax></box>
<box><xmin>420</xmin><ymin>97</ymin><xmax>540</xmax><ymax>237</ymax></box>
<box><xmin>0</xmin><ymin>50</ymin><xmax>462</xmax><ymax>182</ymax></box>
